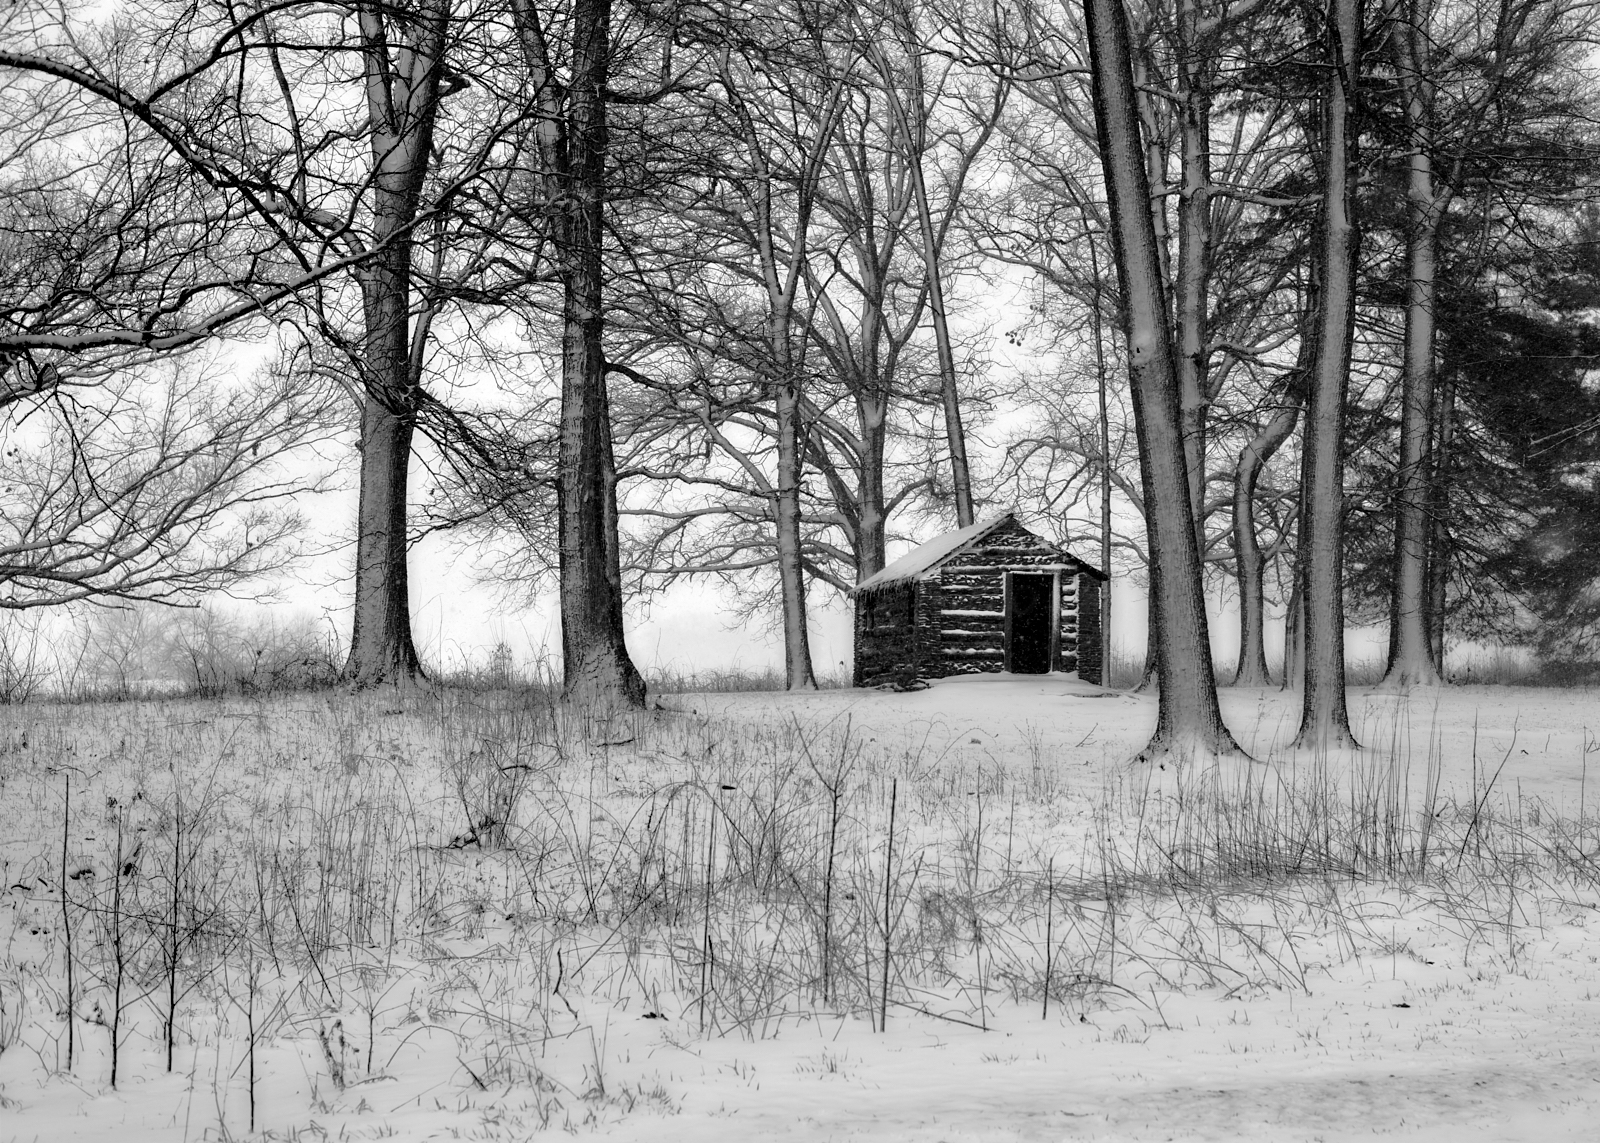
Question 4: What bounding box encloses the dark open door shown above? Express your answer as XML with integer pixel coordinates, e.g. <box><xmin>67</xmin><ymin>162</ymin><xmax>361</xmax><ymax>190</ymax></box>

<box><xmin>1008</xmin><ymin>573</ymin><xmax>1055</xmax><ymax>673</ymax></box>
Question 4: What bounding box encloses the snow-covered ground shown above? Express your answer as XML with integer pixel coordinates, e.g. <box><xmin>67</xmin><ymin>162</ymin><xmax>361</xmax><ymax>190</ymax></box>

<box><xmin>679</xmin><ymin>673</ymin><xmax>1597</xmax><ymax>803</ymax></box>
<box><xmin>2</xmin><ymin>678</ymin><xmax>1597</xmax><ymax>1141</ymax></box>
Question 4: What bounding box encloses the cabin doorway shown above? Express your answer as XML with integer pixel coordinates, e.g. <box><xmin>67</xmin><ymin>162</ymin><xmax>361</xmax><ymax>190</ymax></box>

<box><xmin>1007</xmin><ymin>573</ymin><xmax>1056</xmax><ymax>674</ymax></box>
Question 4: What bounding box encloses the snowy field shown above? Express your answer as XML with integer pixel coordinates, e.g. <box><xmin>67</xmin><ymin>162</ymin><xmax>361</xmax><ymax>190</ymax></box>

<box><xmin>2</xmin><ymin>676</ymin><xmax>1599</xmax><ymax>1141</ymax></box>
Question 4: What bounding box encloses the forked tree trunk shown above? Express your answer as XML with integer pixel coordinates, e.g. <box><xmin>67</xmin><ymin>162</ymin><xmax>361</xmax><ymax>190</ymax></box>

<box><xmin>1132</xmin><ymin>52</ymin><xmax>1168</xmax><ymax>699</ymax></box>
<box><xmin>1092</xmin><ymin>218</ymin><xmax>1114</xmax><ymax>680</ymax></box>
<box><xmin>556</xmin><ymin>0</ymin><xmax>645</xmax><ymax>709</ymax></box>
<box><xmin>866</xmin><ymin>7</ymin><xmax>998</xmax><ymax>532</ymax></box>
<box><xmin>1295</xmin><ymin>0</ymin><xmax>1362</xmax><ymax>750</ymax></box>
<box><xmin>1085</xmin><ymin>0</ymin><xmax>1241</xmax><ymax>762</ymax></box>
<box><xmin>1428</xmin><ymin>369</ymin><xmax>1456</xmax><ymax>666</ymax></box>
<box><xmin>1174</xmin><ymin>0</ymin><xmax>1214</xmax><ymax>558</ymax></box>
<box><xmin>1231</xmin><ymin>375</ymin><xmax>1302</xmax><ymax>686</ymax></box>
<box><xmin>1382</xmin><ymin>0</ymin><xmax>1445</xmax><ymax>688</ymax></box>
<box><xmin>719</xmin><ymin>67</ymin><xmax>842</xmax><ymax>692</ymax></box>
<box><xmin>884</xmin><ymin>5</ymin><xmax>979</xmax><ymax>529</ymax></box>
<box><xmin>760</xmin><ymin>136</ymin><xmax>823</xmax><ymax>689</ymax></box>
<box><xmin>514</xmin><ymin>0</ymin><xmax>644</xmax><ymax>709</ymax></box>
<box><xmin>342</xmin><ymin>2</ymin><xmax>447</xmax><ymax>686</ymax></box>
<box><xmin>774</xmin><ymin>319</ymin><xmax>818</xmax><ymax>690</ymax></box>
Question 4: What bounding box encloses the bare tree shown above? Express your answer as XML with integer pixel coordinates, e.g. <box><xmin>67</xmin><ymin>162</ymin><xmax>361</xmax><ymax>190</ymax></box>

<box><xmin>859</xmin><ymin>0</ymin><xmax>1003</xmax><ymax>529</ymax></box>
<box><xmin>1380</xmin><ymin>0</ymin><xmax>1446</xmax><ymax>687</ymax></box>
<box><xmin>0</xmin><ymin>1</ymin><xmax>501</xmax><ymax>686</ymax></box>
<box><xmin>1230</xmin><ymin>347</ymin><xmax>1306</xmax><ymax>686</ymax></box>
<box><xmin>969</xmin><ymin>0</ymin><xmax>1312</xmax><ymax>688</ymax></box>
<box><xmin>1295</xmin><ymin>0</ymin><xmax>1362</xmax><ymax>750</ymax></box>
<box><xmin>1378</xmin><ymin>0</ymin><xmax>1580</xmax><ymax>687</ymax></box>
<box><xmin>512</xmin><ymin>0</ymin><xmax>648</xmax><ymax>707</ymax></box>
<box><xmin>600</xmin><ymin>10</ymin><xmax>867</xmax><ymax>690</ymax></box>
<box><xmin>335</xmin><ymin>1</ymin><xmax>453</xmax><ymax>684</ymax></box>
<box><xmin>803</xmin><ymin>13</ymin><xmax>1000</xmax><ymax>581</ymax></box>
<box><xmin>0</xmin><ymin>357</ymin><xmax>334</xmax><ymax>608</ymax></box>
<box><xmin>0</xmin><ymin>31</ymin><xmax>337</xmax><ymax>613</ymax></box>
<box><xmin>1084</xmin><ymin>0</ymin><xmax>1240</xmax><ymax>761</ymax></box>
<box><xmin>607</xmin><ymin>2</ymin><xmax>1004</xmax><ymax>676</ymax></box>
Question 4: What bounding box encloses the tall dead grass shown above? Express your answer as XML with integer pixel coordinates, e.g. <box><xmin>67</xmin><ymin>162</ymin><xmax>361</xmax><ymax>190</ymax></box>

<box><xmin>0</xmin><ymin>686</ymin><xmax>1595</xmax><ymax>1133</ymax></box>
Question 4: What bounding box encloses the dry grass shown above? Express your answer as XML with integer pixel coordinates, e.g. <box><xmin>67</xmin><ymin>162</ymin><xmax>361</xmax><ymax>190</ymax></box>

<box><xmin>0</xmin><ymin>684</ymin><xmax>1596</xmax><ymax>1135</ymax></box>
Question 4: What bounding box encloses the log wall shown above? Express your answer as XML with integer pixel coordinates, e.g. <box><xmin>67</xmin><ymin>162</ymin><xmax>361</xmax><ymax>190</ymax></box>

<box><xmin>853</xmin><ymin>582</ymin><xmax>918</xmax><ymax>687</ymax></box>
<box><xmin>931</xmin><ymin>566</ymin><xmax>1007</xmax><ymax>675</ymax></box>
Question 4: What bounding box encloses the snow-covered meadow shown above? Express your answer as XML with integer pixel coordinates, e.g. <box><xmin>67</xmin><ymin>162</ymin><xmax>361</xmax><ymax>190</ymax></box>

<box><xmin>2</xmin><ymin>676</ymin><xmax>1598</xmax><ymax>1141</ymax></box>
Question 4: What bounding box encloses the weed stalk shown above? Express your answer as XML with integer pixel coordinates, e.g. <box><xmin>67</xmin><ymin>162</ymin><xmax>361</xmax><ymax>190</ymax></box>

<box><xmin>880</xmin><ymin>777</ymin><xmax>897</xmax><ymax>1033</ymax></box>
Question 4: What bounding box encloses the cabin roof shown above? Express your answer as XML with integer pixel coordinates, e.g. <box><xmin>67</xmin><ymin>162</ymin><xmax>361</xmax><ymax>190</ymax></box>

<box><xmin>853</xmin><ymin>512</ymin><xmax>1106</xmax><ymax>594</ymax></box>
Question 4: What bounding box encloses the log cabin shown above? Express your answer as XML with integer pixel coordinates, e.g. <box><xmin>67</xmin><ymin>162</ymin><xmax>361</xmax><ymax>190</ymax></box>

<box><xmin>852</xmin><ymin>514</ymin><xmax>1108</xmax><ymax>688</ymax></box>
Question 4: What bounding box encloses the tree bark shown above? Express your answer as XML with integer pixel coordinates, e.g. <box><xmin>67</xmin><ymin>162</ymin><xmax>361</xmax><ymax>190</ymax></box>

<box><xmin>342</xmin><ymin>1</ymin><xmax>447</xmax><ymax>686</ymax></box>
<box><xmin>514</xmin><ymin>0</ymin><xmax>645</xmax><ymax>709</ymax></box>
<box><xmin>347</xmin><ymin>395</ymin><xmax>422</xmax><ymax>685</ymax></box>
<box><xmin>774</xmin><ymin>308</ymin><xmax>819</xmax><ymax>690</ymax></box>
<box><xmin>1381</xmin><ymin>0</ymin><xmax>1444</xmax><ymax>688</ymax></box>
<box><xmin>1085</xmin><ymin>0</ymin><xmax>1241</xmax><ymax>762</ymax></box>
<box><xmin>1231</xmin><ymin>375</ymin><xmax>1302</xmax><ymax>686</ymax></box>
<box><xmin>557</xmin><ymin>0</ymin><xmax>646</xmax><ymax>709</ymax></box>
<box><xmin>1174</xmin><ymin>0</ymin><xmax>1214</xmax><ymax>558</ymax></box>
<box><xmin>1428</xmin><ymin>367</ymin><xmax>1456</xmax><ymax>667</ymax></box>
<box><xmin>1092</xmin><ymin>215</ymin><xmax>1114</xmax><ymax>681</ymax></box>
<box><xmin>855</xmin><ymin>404</ymin><xmax>889</xmax><ymax>579</ymax></box>
<box><xmin>1295</xmin><ymin>0</ymin><xmax>1362</xmax><ymax>750</ymax></box>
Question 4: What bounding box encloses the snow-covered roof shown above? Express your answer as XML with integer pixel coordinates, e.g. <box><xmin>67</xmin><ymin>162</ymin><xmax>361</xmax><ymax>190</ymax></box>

<box><xmin>854</xmin><ymin>514</ymin><xmax>1024</xmax><ymax>593</ymax></box>
<box><xmin>854</xmin><ymin>513</ymin><xmax>1109</xmax><ymax>593</ymax></box>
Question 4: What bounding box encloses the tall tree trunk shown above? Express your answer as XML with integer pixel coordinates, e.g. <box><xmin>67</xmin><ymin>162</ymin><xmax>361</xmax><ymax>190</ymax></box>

<box><xmin>712</xmin><ymin>56</ymin><xmax>841</xmax><ymax>691</ymax></box>
<box><xmin>775</xmin><ymin>313</ymin><xmax>818</xmax><ymax>690</ymax></box>
<box><xmin>1382</xmin><ymin>0</ymin><xmax>1444</xmax><ymax>688</ymax></box>
<box><xmin>1133</xmin><ymin>58</ymin><xmax>1172</xmax><ymax>290</ymax></box>
<box><xmin>1231</xmin><ymin>377</ymin><xmax>1302</xmax><ymax>686</ymax></box>
<box><xmin>762</xmin><ymin>152</ymin><xmax>820</xmax><ymax>689</ymax></box>
<box><xmin>346</xmin><ymin>386</ymin><xmax>421</xmax><ymax>685</ymax></box>
<box><xmin>857</xmin><ymin>404</ymin><xmax>889</xmax><ymax>579</ymax></box>
<box><xmin>347</xmin><ymin>254</ymin><xmax>423</xmax><ymax>685</ymax></box>
<box><xmin>1295</xmin><ymin>0</ymin><xmax>1362</xmax><ymax>750</ymax></box>
<box><xmin>342</xmin><ymin>2</ymin><xmax>446</xmax><ymax>686</ymax></box>
<box><xmin>1174</xmin><ymin>0</ymin><xmax>1213</xmax><ymax>557</ymax></box>
<box><xmin>557</xmin><ymin>0</ymin><xmax>645</xmax><ymax>709</ymax></box>
<box><xmin>1282</xmin><ymin>575</ymin><xmax>1303</xmax><ymax>690</ymax></box>
<box><xmin>1085</xmin><ymin>0</ymin><xmax>1241</xmax><ymax>762</ymax></box>
<box><xmin>1428</xmin><ymin>368</ymin><xmax>1456</xmax><ymax>666</ymax></box>
<box><xmin>514</xmin><ymin>0</ymin><xmax>644</xmax><ymax>709</ymax></box>
<box><xmin>1092</xmin><ymin>215</ymin><xmax>1114</xmax><ymax>681</ymax></box>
